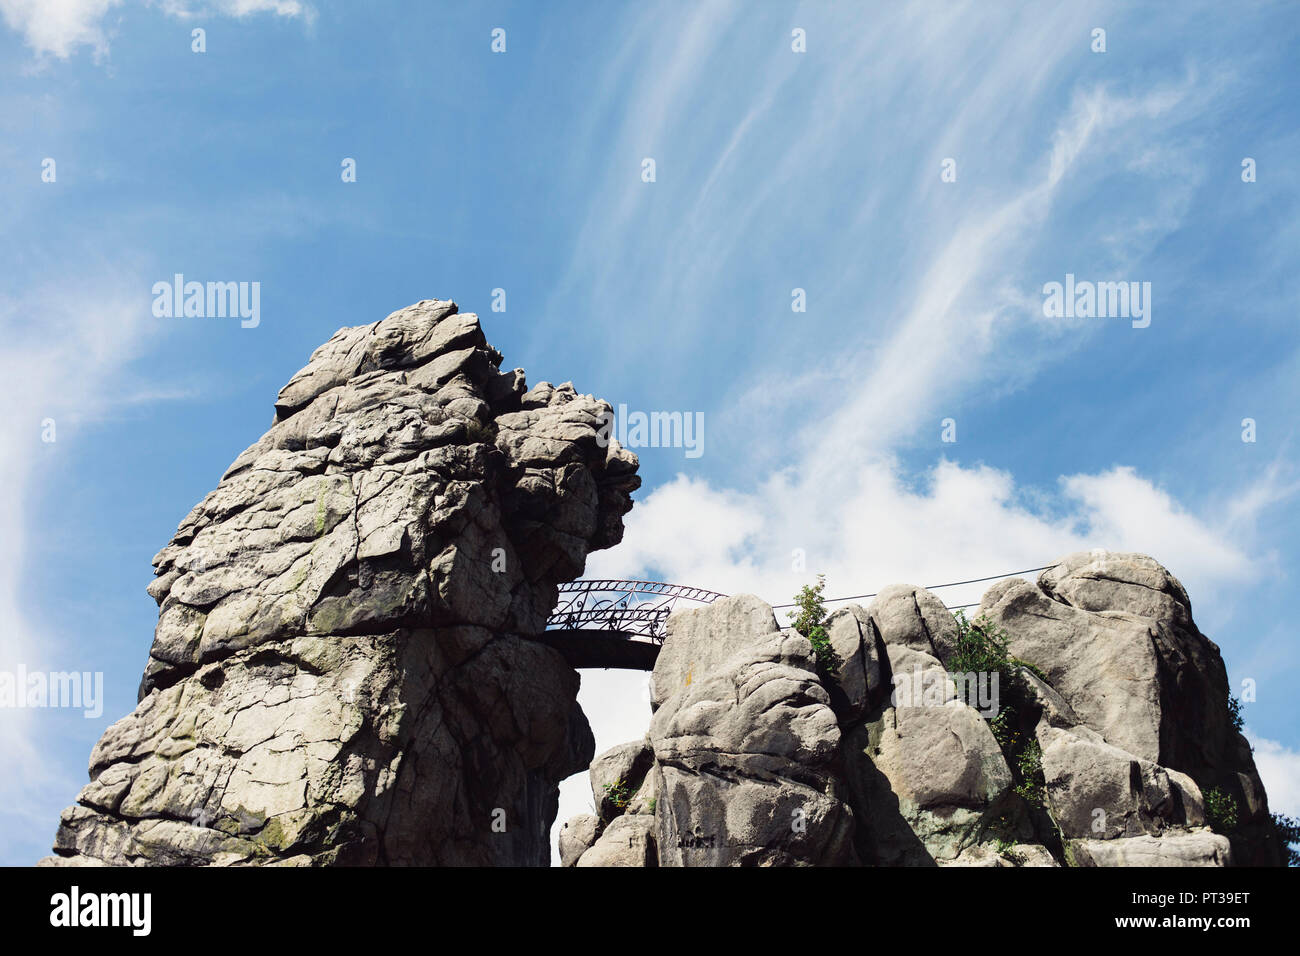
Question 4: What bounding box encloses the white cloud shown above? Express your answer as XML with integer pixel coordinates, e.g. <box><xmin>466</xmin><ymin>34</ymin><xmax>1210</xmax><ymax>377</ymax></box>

<box><xmin>0</xmin><ymin>0</ymin><xmax>308</xmax><ymax>60</ymax></box>
<box><xmin>0</xmin><ymin>0</ymin><xmax>121</xmax><ymax>59</ymax></box>
<box><xmin>1246</xmin><ymin>733</ymin><xmax>1300</xmax><ymax>818</ymax></box>
<box><xmin>553</xmin><ymin>456</ymin><xmax>1268</xmax><ymax>861</ymax></box>
<box><xmin>1061</xmin><ymin>468</ymin><xmax>1253</xmax><ymax>582</ymax></box>
<box><xmin>587</xmin><ymin>459</ymin><xmax>1257</xmax><ymax>619</ymax></box>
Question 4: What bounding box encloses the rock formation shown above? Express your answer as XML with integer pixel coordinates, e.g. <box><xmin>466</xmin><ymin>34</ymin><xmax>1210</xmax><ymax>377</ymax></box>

<box><xmin>979</xmin><ymin>552</ymin><xmax>1276</xmax><ymax>867</ymax></box>
<box><xmin>41</xmin><ymin>299</ymin><xmax>639</xmax><ymax>866</ymax></box>
<box><xmin>37</xmin><ymin>301</ymin><xmax>1278</xmax><ymax>868</ymax></box>
<box><xmin>562</xmin><ymin>552</ymin><xmax>1281</xmax><ymax>867</ymax></box>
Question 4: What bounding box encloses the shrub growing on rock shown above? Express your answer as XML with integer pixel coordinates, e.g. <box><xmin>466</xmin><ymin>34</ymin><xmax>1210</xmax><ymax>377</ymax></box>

<box><xmin>1271</xmin><ymin>812</ymin><xmax>1300</xmax><ymax>866</ymax></box>
<box><xmin>788</xmin><ymin>574</ymin><xmax>843</xmax><ymax>676</ymax></box>
<box><xmin>1227</xmin><ymin>694</ymin><xmax>1245</xmax><ymax>733</ymax></box>
<box><xmin>954</xmin><ymin>612</ymin><xmax>1047</xmax><ymax>808</ymax></box>
<box><xmin>1203</xmin><ymin>787</ymin><xmax>1238</xmax><ymax>833</ymax></box>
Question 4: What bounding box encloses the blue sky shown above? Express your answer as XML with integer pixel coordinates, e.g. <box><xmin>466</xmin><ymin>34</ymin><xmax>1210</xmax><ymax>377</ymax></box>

<box><xmin>1</xmin><ymin>0</ymin><xmax>1297</xmax><ymax>865</ymax></box>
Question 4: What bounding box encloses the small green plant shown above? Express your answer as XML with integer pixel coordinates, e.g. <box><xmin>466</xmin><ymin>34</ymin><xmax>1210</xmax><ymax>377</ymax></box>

<box><xmin>647</xmin><ymin>798</ymin><xmax>657</xmax><ymax>815</ymax></box>
<box><xmin>990</xmin><ymin>705</ymin><xmax>1019</xmax><ymax>750</ymax></box>
<box><xmin>994</xmin><ymin>837</ymin><xmax>1026</xmax><ymax>866</ymax></box>
<box><xmin>787</xmin><ymin>574</ymin><xmax>843</xmax><ymax>676</ymax></box>
<box><xmin>1270</xmin><ymin>812</ymin><xmax>1300</xmax><ymax>867</ymax></box>
<box><xmin>1203</xmin><ymin>786</ymin><xmax>1239</xmax><ymax>833</ymax></box>
<box><xmin>1013</xmin><ymin>739</ymin><xmax>1045</xmax><ymax>808</ymax></box>
<box><xmin>950</xmin><ymin>611</ymin><xmax>1044</xmax><ymax>689</ymax></box>
<box><xmin>949</xmin><ymin>611</ymin><xmax>1013</xmax><ymax>680</ymax></box>
<box><xmin>602</xmin><ymin>779</ymin><xmax>635</xmax><ymax>811</ymax></box>
<box><xmin>1227</xmin><ymin>694</ymin><xmax>1244</xmax><ymax>733</ymax></box>
<box><xmin>952</xmin><ymin>614</ymin><xmax>1046</xmax><ymax>809</ymax></box>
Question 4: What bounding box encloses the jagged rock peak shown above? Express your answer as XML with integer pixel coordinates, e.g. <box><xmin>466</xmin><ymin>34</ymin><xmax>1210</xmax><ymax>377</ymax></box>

<box><xmin>43</xmin><ymin>299</ymin><xmax>639</xmax><ymax>867</ymax></box>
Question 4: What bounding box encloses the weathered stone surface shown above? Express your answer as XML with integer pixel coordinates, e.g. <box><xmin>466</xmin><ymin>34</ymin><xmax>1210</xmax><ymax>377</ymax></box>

<box><xmin>43</xmin><ymin>299</ymin><xmax>638</xmax><ymax>866</ymax></box>
<box><xmin>864</xmin><ymin>584</ymin><xmax>961</xmax><ymax>666</ymax></box>
<box><xmin>44</xmin><ymin>334</ymin><xmax>1281</xmax><ymax>879</ymax></box>
<box><xmin>861</xmin><ymin>698</ymin><xmax>1011</xmax><ymax>817</ymax></box>
<box><xmin>844</xmin><ymin>641</ymin><xmax>1014</xmax><ymax>864</ymax></box>
<box><xmin>650</xmin><ymin>594</ymin><xmax>782</xmax><ymax>709</ymax></box>
<box><xmin>981</xmin><ymin>551</ymin><xmax>1278</xmax><ymax>865</ymax></box>
<box><xmin>1038</xmin><ymin>724</ymin><xmax>1205</xmax><ymax>841</ymax></box>
<box><xmin>625</xmin><ymin>761</ymin><xmax>658</xmax><ymax>816</ymax></box>
<box><xmin>983</xmin><ymin>553</ymin><xmax>1230</xmax><ymax>772</ymax></box>
<box><xmin>1070</xmin><ymin>832</ymin><xmax>1232</xmax><ymax>867</ymax></box>
<box><xmin>575</xmin><ymin>814</ymin><xmax>657</xmax><ymax>868</ymax></box>
<box><xmin>980</xmin><ymin>579</ymin><xmax>1166</xmax><ymax>764</ymax></box>
<box><xmin>822</xmin><ymin>605</ymin><xmax>884</xmax><ymax>722</ymax></box>
<box><xmin>1039</xmin><ymin>551</ymin><xmax>1195</xmax><ymax>629</ymax></box>
<box><xmin>558</xmin><ymin>813</ymin><xmax>599</xmax><ymax>868</ymax></box>
<box><xmin>941</xmin><ymin>842</ymin><xmax>1059</xmax><ymax>867</ymax></box>
<box><xmin>649</xmin><ymin>602</ymin><xmax>856</xmax><ymax>866</ymax></box>
<box><xmin>589</xmin><ymin>738</ymin><xmax>654</xmax><ymax>823</ymax></box>
<box><xmin>560</xmin><ymin>551</ymin><xmax>1273</xmax><ymax>869</ymax></box>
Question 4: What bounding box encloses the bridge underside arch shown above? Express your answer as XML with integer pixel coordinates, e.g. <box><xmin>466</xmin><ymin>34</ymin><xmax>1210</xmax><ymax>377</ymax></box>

<box><xmin>529</xmin><ymin>629</ymin><xmax>660</xmax><ymax>670</ymax></box>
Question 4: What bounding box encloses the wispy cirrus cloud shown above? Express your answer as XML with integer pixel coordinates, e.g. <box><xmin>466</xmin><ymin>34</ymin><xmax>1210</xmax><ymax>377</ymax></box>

<box><xmin>546</xmin><ymin>2</ymin><xmax>1226</xmax><ymax>481</ymax></box>
<box><xmin>550</xmin><ymin>0</ymin><xmax>1299</xmax><ymax>858</ymax></box>
<box><xmin>0</xmin><ymin>274</ymin><xmax>172</xmax><ymax>861</ymax></box>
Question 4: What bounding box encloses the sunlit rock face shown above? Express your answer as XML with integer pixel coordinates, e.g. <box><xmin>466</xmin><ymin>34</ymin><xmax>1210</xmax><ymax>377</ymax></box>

<box><xmin>561</xmin><ymin>552</ymin><xmax>1281</xmax><ymax>868</ymax></box>
<box><xmin>41</xmin><ymin>299</ymin><xmax>639</xmax><ymax>867</ymax></box>
<box><xmin>38</xmin><ymin>302</ymin><xmax>1277</xmax><ymax>870</ymax></box>
<box><xmin>979</xmin><ymin>551</ymin><xmax>1280</xmax><ymax>867</ymax></box>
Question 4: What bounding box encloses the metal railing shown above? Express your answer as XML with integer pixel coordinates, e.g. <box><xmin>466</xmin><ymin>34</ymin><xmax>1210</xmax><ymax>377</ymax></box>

<box><xmin>545</xmin><ymin>580</ymin><xmax>727</xmax><ymax>642</ymax></box>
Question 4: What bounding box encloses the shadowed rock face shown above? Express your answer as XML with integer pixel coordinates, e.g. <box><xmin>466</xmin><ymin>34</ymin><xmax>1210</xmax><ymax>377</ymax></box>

<box><xmin>41</xmin><ymin>299</ymin><xmax>639</xmax><ymax>867</ymax></box>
